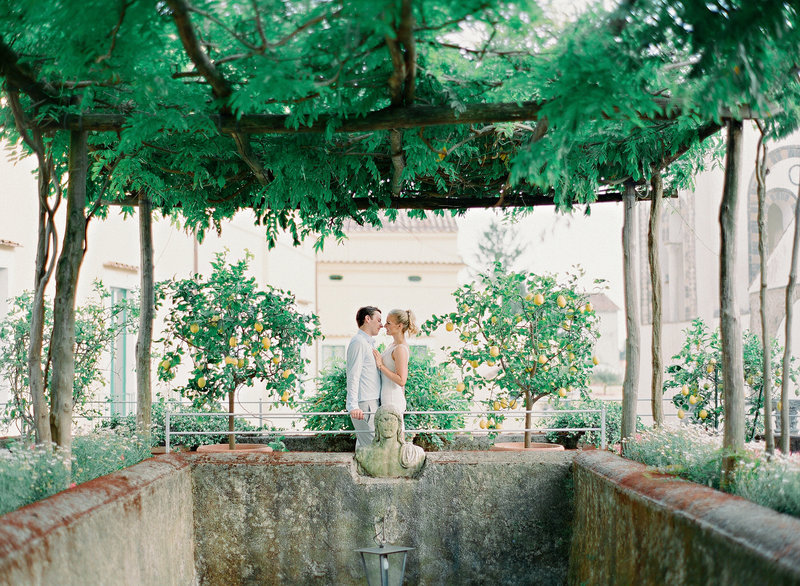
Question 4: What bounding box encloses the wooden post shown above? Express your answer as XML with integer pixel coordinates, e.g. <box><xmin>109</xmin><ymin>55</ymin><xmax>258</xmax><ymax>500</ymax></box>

<box><xmin>49</xmin><ymin>130</ymin><xmax>88</xmax><ymax>450</ymax></box>
<box><xmin>136</xmin><ymin>193</ymin><xmax>154</xmax><ymax>441</ymax></box>
<box><xmin>719</xmin><ymin>119</ymin><xmax>745</xmax><ymax>484</ymax></box>
<box><xmin>755</xmin><ymin>128</ymin><xmax>773</xmax><ymax>454</ymax></box>
<box><xmin>649</xmin><ymin>171</ymin><xmax>664</xmax><ymax>427</ymax></box>
<box><xmin>781</xmin><ymin>181</ymin><xmax>800</xmax><ymax>454</ymax></box>
<box><xmin>621</xmin><ymin>182</ymin><xmax>640</xmax><ymax>444</ymax></box>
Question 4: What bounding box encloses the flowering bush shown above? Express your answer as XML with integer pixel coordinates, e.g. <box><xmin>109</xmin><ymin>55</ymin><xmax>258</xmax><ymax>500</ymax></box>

<box><xmin>0</xmin><ymin>431</ymin><xmax>150</xmax><ymax>517</ymax></box>
<box><xmin>732</xmin><ymin>455</ymin><xmax>800</xmax><ymax>518</ymax></box>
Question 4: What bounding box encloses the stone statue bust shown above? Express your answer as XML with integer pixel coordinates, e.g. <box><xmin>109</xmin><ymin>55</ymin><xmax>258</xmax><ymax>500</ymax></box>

<box><xmin>355</xmin><ymin>406</ymin><xmax>426</xmax><ymax>478</ymax></box>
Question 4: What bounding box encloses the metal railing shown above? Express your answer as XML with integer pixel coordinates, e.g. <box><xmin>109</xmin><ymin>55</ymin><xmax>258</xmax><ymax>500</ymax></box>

<box><xmin>163</xmin><ymin>404</ymin><xmax>608</xmax><ymax>454</ymax></box>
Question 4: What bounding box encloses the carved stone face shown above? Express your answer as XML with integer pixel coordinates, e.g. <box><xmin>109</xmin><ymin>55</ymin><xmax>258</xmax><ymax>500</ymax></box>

<box><xmin>377</xmin><ymin>411</ymin><xmax>399</xmax><ymax>439</ymax></box>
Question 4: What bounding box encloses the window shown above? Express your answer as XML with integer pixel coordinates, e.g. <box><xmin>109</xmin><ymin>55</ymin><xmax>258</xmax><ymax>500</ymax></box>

<box><xmin>408</xmin><ymin>275</ymin><xmax>422</xmax><ymax>282</ymax></box>
<box><xmin>109</xmin><ymin>287</ymin><xmax>130</xmax><ymax>416</ymax></box>
<box><xmin>329</xmin><ymin>274</ymin><xmax>343</xmax><ymax>281</ymax></box>
<box><xmin>410</xmin><ymin>344</ymin><xmax>429</xmax><ymax>360</ymax></box>
<box><xmin>322</xmin><ymin>345</ymin><xmax>346</xmax><ymax>365</ymax></box>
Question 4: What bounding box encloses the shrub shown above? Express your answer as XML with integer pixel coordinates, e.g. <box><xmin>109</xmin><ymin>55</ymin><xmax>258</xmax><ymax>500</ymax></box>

<box><xmin>303</xmin><ymin>351</ymin><xmax>470</xmax><ymax>449</ymax></box>
<box><xmin>733</xmin><ymin>455</ymin><xmax>800</xmax><ymax>518</ymax></box>
<box><xmin>542</xmin><ymin>398</ymin><xmax>632</xmax><ymax>448</ymax></box>
<box><xmin>103</xmin><ymin>398</ymin><xmax>282</xmax><ymax>450</ymax></box>
<box><xmin>0</xmin><ymin>431</ymin><xmax>151</xmax><ymax>517</ymax></box>
<box><xmin>0</xmin><ymin>284</ymin><xmax>138</xmax><ymax>437</ymax></box>
<box><xmin>623</xmin><ymin>426</ymin><xmax>726</xmax><ymax>489</ymax></box>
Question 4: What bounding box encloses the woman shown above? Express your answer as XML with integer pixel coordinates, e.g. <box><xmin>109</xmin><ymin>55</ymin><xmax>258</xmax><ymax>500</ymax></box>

<box><xmin>372</xmin><ymin>308</ymin><xmax>418</xmax><ymax>417</ymax></box>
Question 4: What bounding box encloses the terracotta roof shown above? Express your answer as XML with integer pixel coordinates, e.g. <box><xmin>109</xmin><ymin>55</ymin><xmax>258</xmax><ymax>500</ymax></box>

<box><xmin>343</xmin><ymin>212</ymin><xmax>458</xmax><ymax>233</ymax></box>
<box><xmin>587</xmin><ymin>292</ymin><xmax>620</xmax><ymax>312</ymax></box>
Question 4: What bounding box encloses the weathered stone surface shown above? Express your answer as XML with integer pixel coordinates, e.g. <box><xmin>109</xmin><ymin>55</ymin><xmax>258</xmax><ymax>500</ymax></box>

<box><xmin>0</xmin><ymin>456</ymin><xmax>194</xmax><ymax>586</ymax></box>
<box><xmin>189</xmin><ymin>450</ymin><xmax>574</xmax><ymax>585</ymax></box>
<box><xmin>570</xmin><ymin>450</ymin><xmax>800</xmax><ymax>585</ymax></box>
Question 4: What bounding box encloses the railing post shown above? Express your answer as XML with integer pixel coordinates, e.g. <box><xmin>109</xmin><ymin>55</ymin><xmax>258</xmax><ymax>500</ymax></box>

<box><xmin>601</xmin><ymin>403</ymin><xmax>607</xmax><ymax>450</ymax></box>
<box><xmin>259</xmin><ymin>398</ymin><xmax>263</xmax><ymax>428</ymax></box>
<box><xmin>165</xmin><ymin>409</ymin><xmax>171</xmax><ymax>455</ymax></box>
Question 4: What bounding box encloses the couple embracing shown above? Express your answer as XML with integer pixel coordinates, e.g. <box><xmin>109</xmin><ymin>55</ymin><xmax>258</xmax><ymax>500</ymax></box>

<box><xmin>345</xmin><ymin>305</ymin><xmax>418</xmax><ymax>449</ymax></box>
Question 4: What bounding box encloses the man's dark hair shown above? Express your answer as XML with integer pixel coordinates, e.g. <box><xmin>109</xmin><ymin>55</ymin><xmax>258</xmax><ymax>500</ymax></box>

<box><xmin>356</xmin><ymin>306</ymin><xmax>381</xmax><ymax>327</ymax></box>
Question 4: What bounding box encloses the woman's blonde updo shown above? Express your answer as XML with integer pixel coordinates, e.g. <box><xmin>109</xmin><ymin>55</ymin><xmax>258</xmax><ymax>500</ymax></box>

<box><xmin>389</xmin><ymin>308</ymin><xmax>418</xmax><ymax>336</ymax></box>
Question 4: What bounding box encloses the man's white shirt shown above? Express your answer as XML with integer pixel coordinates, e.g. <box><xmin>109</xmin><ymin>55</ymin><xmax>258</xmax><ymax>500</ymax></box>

<box><xmin>345</xmin><ymin>329</ymin><xmax>381</xmax><ymax>412</ymax></box>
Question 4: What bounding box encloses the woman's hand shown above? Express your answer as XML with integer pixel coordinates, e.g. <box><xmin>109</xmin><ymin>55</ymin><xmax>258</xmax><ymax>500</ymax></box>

<box><xmin>372</xmin><ymin>349</ymin><xmax>383</xmax><ymax>370</ymax></box>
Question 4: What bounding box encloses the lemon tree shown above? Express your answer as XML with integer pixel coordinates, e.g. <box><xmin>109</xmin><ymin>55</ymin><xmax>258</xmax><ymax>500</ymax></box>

<box><xmin>665</xmin><ymin>318</ymin><xmax>798</xmax><ymax>439</ymax></box>
<box><xmin>156</xmin><ymin>252</ymin><xmax>320</xmax><ymax>449</ymax></box>
<box><xmin>425</xmin><ymin>265</ymin><xmax>601</xmax><ymax>447</ymax></box>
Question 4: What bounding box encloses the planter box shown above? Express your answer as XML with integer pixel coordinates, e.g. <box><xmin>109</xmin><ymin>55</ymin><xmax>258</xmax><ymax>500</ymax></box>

<box><xmin>570</xmin><ymin>450</ymin><xmax>800</xmax><ymax>585</ymax></box>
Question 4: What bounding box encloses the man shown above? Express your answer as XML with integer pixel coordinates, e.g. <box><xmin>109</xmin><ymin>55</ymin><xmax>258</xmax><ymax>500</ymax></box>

<box><xmin>346</xmin><ymin>306</ymin><xmax>382</xmax><ymax>449</ymax></box>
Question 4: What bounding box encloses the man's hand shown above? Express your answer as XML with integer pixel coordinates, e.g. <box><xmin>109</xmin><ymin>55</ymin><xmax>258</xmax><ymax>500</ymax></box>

<box><xmin>351</xmin><ymin>408</ymin><xmax>365</xmax><ymax>420</ymax></box>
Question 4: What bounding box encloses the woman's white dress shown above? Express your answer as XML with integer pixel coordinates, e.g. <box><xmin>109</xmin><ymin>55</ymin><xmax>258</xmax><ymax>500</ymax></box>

<box><xmin>380</xmin><ymin>343</ymin><xmax>407</xmax><ymax>414</ymax></box>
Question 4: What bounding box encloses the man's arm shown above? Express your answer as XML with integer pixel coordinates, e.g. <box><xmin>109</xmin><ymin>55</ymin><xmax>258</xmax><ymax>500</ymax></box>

<box><xmin>346</xmin><ymin>339</ymin><xmax>365</xmax><ymax>418</ymax></box>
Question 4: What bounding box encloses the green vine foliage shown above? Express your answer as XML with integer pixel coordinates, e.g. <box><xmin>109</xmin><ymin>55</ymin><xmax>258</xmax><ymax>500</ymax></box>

<box><xmin>155</xmin><ymin>252</ymin><xmax>321</xmax><ymax>412</ymax></box>
<box><xmin>423</xmin><ymin>263</ymin><xmax>601</xmax><ymax>432</ymax></box>
<box><xmin>302</xmin><ymin>350</ymin><xmax>470</xmax><ymax>449</ymax></box>
<box><xmin>0</xmin><ymin>284</ymin><xmax>138</xmax><ymax>436</ymax></box>
<box><xmin>664</xmin><ymin>318</ymin><xmax>798</xmax><ymax>439</ymax></box>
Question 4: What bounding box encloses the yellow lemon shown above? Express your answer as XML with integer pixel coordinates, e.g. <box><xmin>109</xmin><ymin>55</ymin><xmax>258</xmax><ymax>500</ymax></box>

<box><xmin>472</xmin><ymin>340</ymin><xmax>480</xmax><ymax>346</ymax></box>
<box><xmin>556</xmin><ymin>295</ymin><xmax>567</xmax><ymax>308</ymax></box>
<box><xmin>677</xmin><ymin>409</ymin><xmax>685</xmax><ymax>420</ymax></box>
<box><xmin>689</xmin><ymin>395</ymin><xmax>698</xmax><ymax>405</ymax></box>
<box><xmin>568</xmin><ymin>352</ymin><xmax>575</xmax><ymax>362</ymax></box>
<box><xmin>445</xmin><ymin>322</ymin><xmax>455</xmax><ymax>332</ymax></box>
<box><xmin>569</xmin><ymin>366</ymin><xmax>578</xmax><ymax>374</ymax></box>
<box><xmin>592</xmin><ymin>356</ymin><xmax>599</xmax><ymax>366</ymax></box>
<box><xmin>585</xmin><ymin>302</ymin><xmax>593</xmax><ymax>313</ymax></box>
<box><xmin>282</xmin><ymin>368</ymin><xmax>292</xmax><ymax>379</ymax></box>
<box><xmin>558</xmin><ymin>387</ymin><xmax>567</xmax><ymax>398</ymax></box>
<box><xmin>487</xmin><ymin>360</ymin><xmax>496</xmax><ymax>367</ymax></box>
<box><xmin>493</xmin><ymin>401</ymin><xmax>501</xmax><ymax>411</ymax></box>
<box><xmin>237</xmin><ymin>358</ymin><xmax>245</xmax><ymax>368</ymax></box>
<box><xmin>538</xmin><ymin>355</ymin><xmax>547</xmax><ymax>364</ymax></box>
<box><xmin>706</xmin><ymin>364</ymin><xmax>715</xmax><ymax>374</ymax></box>
<box><xmin>281</xmin><ymin>390</ymin><xmax>290</xmax><ymax>402</ymax></box>
<box><xmin>533</xmin><ymin>293</ymin><xmax>545</xmax><ymax>306</ymax></box>
<box><xmin>491</xmin><ymin>316</ymin><xmax>498</xmax><ymax>325</ymax></box>
<box><xmin>229</xmin><ymin>336</ymin><xmax>237</xmax><ymax>347</ymax></box>
<box><xmin>190</xmin><ymin>323</ymin><xmax>200</xmax><ymax>334</ymax></box>
<box><xmin>510</xmin><ymin>399</ymin><xmax>517</xmax><ymax>409</ymax></box>
<box><xmin>254</xmin><ymin>322</ymin><xmax>263</xmax><ymax>333</ymax></box>
<box><xmin>699</xmin><ymin>409</ymin><xmax>708</xmax><ymax>420</ymax></box>
<box><xmin>500</xmin><ymin>399</ymin><xmax>508</xmax><ymax>408</ymax></box>
<box><xmin>495</xmin><ymin>421</ymin><xmax>502</xmax><ymax>430</ymax></box>
<box><xmin>490</xmin><ymin>346</ymin><xmax>500</xmax><ymax>358</ymax></box>
<box><xmin>746</xmin><ymin>376</ymin><xmax>754</xmax><ymax>385</ymax></box>
<box><xmin>262</xmin><ymin>337</ymin><xmax>271</xmax><ymax>349</ymax></box>
<box><xmin>197</xmin><ymin>376</ymin><xmax>206</xmax><ymax>389</ymax></box>
<box><xmin>470</xmin><ymin>360</ymin><xmax>480</xmax><ymax>369</ymax></box>
<box><xmin>272</xmin><ymin>356</ymin><xmax>280</xmax><ymax>365</ymax></box>
<box><xmin>479</xmin><ymin>419</ymin><xmax>488</xmax><ymax>429</ymax></box>
<box><xmin>525</xmin><ymin>293</ymin><xmax>534</xmax><ymax>301</ymax></box>
<box><xmin>456</xmin><ymin>382</ymin><xmax>466</xmax><ymax>393</ymax></box>
<box><xmin>681</xmin><ymin>385</ymin><xmax>689</xmax><ymax>396</ymax></box>
<box><xmin>160</xmin><ymin>359</ymin><xmax>171</xmax><ymax>370</ymax></box>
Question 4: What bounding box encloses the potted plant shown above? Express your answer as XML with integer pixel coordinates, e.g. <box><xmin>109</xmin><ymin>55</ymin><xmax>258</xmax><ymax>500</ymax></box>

<box><xmin>157</xmin><ymin>252</ymin><xmax>320</xmax><ymax>451</ymax></box>
<box><xmin>424</xmin><ymin>263</ymin><xmax>601</xmax><ymax>449</ymax></box>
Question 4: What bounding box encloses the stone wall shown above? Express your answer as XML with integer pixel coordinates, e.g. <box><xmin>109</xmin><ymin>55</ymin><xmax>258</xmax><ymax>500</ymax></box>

<box><xmin>0</xmin><ymin>457</ymin><xmax>194</xmax><ymax>586</ymax></box>
<box><xmin>570</xmin><ymin>450</ymin><xmax>800</xmax><ymax>585</ymax></box>
<box><xmin>189</xmin><ymin>450</ymin><xmax>574</xmax><ymax>585</ymax></box>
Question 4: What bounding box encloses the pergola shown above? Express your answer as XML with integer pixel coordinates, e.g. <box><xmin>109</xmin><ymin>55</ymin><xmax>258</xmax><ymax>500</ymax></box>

<box><xmin>1</xmin><ymin>0</ymin><xmax>798</xmax><ymax>472</ymax></box>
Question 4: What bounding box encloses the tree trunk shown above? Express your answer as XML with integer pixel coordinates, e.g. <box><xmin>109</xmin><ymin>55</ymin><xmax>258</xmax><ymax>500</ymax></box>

<box><xmin>29</xmin><ymin>155</ymin><xmax>54</xmax><ymax>444</ymax></box>
<box><xmin>49</xmin><ymin>130</ymin><xmax>88</xmax><ymax>450</ymax></box>
<box><xmin>719</xmin><ymin>119</ymin><xmax>745</xmax><ymax>484</ymax></box>
<box><xmin>136</xmin><ymin>193</ymin><xmax>154</xmax><ymax>442</ymax></box>
<box><xmin>781</xmin><ymin>181</ymin><xmax>800</xmax><ymax>454</ymax></box>
<box><xmin>524</xmin><ymin>391</ymin><xmax>532</xmax><ymax>448</ymax></box>
<box><xmin>755</xmin><ymin>128</ymin><xmax>774</xmax><ymax>454</ymax></box>
<box><xmin>649</xmin><ymin>170</ymin><xmax>664</xmax><ymax>427</ymax></box>
<box><xmin>228</xmin><ymin>390</ymin><xmax>236</xmax><ymax>450</ymax></box>
<box><xmin>622</xmin><ymin>182</ymin><xmax>640</xmax><ymax>444</ymax></box>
